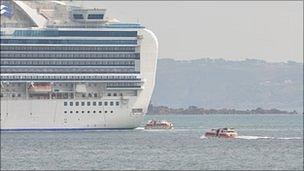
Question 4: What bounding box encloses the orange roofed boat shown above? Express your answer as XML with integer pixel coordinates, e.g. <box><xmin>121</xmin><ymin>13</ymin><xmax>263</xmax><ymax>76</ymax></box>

<box><xmin>205</xmin><ymin>128</ymin><xmax>238</xmax><ymax>138</ymax></box>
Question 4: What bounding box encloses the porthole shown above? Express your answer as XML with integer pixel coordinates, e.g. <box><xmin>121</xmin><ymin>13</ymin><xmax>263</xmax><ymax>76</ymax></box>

<box><xmin>110</xmin><ymin>111</ymin><xmax>113</xmax><ymax>113</ymax></box>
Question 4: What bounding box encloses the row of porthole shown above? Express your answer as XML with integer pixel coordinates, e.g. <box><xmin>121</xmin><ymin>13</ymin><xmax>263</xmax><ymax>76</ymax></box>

<box><xmin>64</xmin><ymin>110</ymin><xmax>114</xmax><ymax>114</ymax></box>
<box><xmin>64</xmin><ymin>101</ymin><xmax>119</xmax><ymax>107</ymax></box>
<box><xmin>0</xmin><ymin>93</ymin><xmax>22</xmax><ymax>98</ymax></box>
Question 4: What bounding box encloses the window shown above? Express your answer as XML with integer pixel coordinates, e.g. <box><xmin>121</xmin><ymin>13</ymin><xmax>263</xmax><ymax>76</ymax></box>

<box><xmin>70</xmin><ymin>102</ymin><xmax>73</xmax><ymax>106</ymax></box>
<box><xmin>87</xmin><ymin>102</ymin><xmax>91</xmax><ymax>106</ymax></box>
<box><xmin>116</xmin><ymin>102</ymin><xmax>119</xmax><ymax>106</ymax></box>
<box><xmin>107</xmin><ymin>93</ymin><xmax>111</xmax><ymax>96</ymax></box>
<box><xmin>64</xmin><ymin>111</ymin><xmax>67</xmax><ymax>114</ymax></box>
<box><xmin>87</xmin><ymin>14</ymin><xmax>104</xmax><ymax>19</ymax></box>
<box><xmin>93</xmin><ymin>102</ymin><xmax>96</xmax><ymax>106</ymax></box>
<box><xmin>70</xmin><ymin>111</ymin><xmax>73</xmax><ymax>114</ymax></box>
<box><xmin>75</xmin><ymin>102</ymin><xmax>79</xmax><ymax>106</ymax></box>
<box><xmin>113</xmin><ymin>93</ymin><xmax>117</xmax><ymax>96</ymax></box>
<box><xmin>98</xmin><ymin>102</ymin><xmax>102</xmax><ymax>106</ymax></box>
<box><xmin>87</xmin><ymin>111</ymin><xmax>90</xmax><ymax>113</ymax></box>
<box><xmin>104</xmin><ymin>102</ymin><xmax>108</xmax><ymax>106</ymax></box>
<box><xmin>81</xmin><ymin>102</ymin><xmax>85</xmax><ymax>106</ymax></box>
<box><xmin>73</xmin><ymin>14</ymin><xmax>84</xmax><ymax>19</ymax></box>
<box><xmin>105</xmin><ymin>111</ymin><xmax>107</xmax><ymax>114</ymax></box>
<box><xmin>99</xmin><ymin>111</ymin><xmax>102</xmax><ymax>113</ymax></box>
<box><xmin>110</xmin><ymin>111</ymin><xmax>113</xmax><ymax>113</ymax></box>
<box><xmin>93</xmin><ymin>111</ymin><xmax>96</xmax><ymax>113</ymax></box>
<box><xmin>76</xmin><ymin>111</ymin><xmax>79</xmax><ymax>114</ymax></box>
<box><xmin>110</xmin><ymin>102</ymin><xmax>114</xmax><ymax>106</ymax></box>
<box><xmin>64</xmin><ymin>102</ymin><xmax>68</xmax><ymax>106</ymax></box>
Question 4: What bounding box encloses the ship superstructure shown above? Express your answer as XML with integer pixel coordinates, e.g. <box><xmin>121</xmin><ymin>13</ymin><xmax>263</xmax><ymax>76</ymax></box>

<box><xmin>0</xmin><ymin>0</ymin><xmax>158</xmax><ymax>130</ymax></box>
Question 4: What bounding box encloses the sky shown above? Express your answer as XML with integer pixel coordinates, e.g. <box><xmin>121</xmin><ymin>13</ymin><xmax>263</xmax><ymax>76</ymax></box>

<box><xmin>74</xmin><ymin>1</ymin><xmax>303</xmax><ymax>63</ymax></box>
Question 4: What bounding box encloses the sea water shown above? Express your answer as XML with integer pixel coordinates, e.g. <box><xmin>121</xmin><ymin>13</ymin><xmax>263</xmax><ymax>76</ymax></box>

<box><xmin>1</xmin><ymin>114</ymin><xmax>303</xmax><ymax>170</ymax></box>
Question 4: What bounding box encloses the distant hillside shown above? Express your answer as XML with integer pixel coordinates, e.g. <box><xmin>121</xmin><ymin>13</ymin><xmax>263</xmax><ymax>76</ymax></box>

<box><xmin>147</xmin><ymin>104</ymin><xmax>298</xmax><ymax>115</ymax></box>
<box><xmin>151</xmin><ymin>58</ymin><xmax>303</xmax><ymax>112</ymax></box>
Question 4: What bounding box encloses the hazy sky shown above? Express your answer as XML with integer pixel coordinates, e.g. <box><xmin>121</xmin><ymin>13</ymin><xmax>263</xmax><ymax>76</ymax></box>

<box><xmin>74</xmin><ymin>1</ymin><xmax>303</xmax><ymax>62</ymax></box>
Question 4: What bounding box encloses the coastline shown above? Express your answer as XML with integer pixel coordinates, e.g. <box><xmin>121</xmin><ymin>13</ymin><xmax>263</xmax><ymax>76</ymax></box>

<box><xmin>147</xmin><ymin>104</ymin><xmax>299</xmax><ymax>115</ymax></box>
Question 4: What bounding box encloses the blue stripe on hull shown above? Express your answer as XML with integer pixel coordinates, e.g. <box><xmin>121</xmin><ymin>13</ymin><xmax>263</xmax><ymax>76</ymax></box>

<box><xmin>0</xmin><ymin>127</ymin><xmax>136</xmax><ymax>131</ymax></box>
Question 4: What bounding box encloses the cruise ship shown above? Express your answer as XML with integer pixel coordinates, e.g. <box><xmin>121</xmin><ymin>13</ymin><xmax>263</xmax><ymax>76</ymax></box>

<box><xmin>0</xmin><ymin>0</ymin><xmax>158</xmax><ymax>130</ymax></box>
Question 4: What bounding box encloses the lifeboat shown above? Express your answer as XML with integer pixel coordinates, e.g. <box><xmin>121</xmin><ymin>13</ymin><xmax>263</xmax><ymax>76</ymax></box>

<box><xmin>145</xmin><ymin>120</ymin><xmax>173</xmax><ymax>129</ymax></box>
<box><xmin>28</xmin><ymin>83</ymin><xmax>52</xmax><ymax>93</ymax></box>
<box><xmin>205</xmin><ymin>128</ymin><xmax>238</xmax><ymax>138</ymax></box>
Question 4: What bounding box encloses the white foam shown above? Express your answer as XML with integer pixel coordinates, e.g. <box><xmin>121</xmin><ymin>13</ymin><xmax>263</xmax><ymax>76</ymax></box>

<box><xmin>277</xmin><ymin>137</ymin><xmax>302</xmax><ymax>140</ymax></box>
<box><xmin>236</xmin><ymin>136</ymin><xmax>273</xmax><ymax>140</ymax></box>
<box><xmin>200</xmin><ymin>135</ymin><xmax>207</xmax><ymax>139</ymax></box>
<box><xmin>236</xmin><ymin>136</ymin><xmax>302</xmax><ymax>140</ymax></box>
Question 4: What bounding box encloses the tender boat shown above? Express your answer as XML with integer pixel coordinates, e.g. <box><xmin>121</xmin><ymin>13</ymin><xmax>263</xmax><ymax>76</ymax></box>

<box><xmin>205</xmin><ymin>128</ymin><xmax>238</xmax><ymax>138</ymax></box>
<box><xmin>145</xmin><ymin>120</ymin><xmax>173</xmax><ymax>129</ymax></box>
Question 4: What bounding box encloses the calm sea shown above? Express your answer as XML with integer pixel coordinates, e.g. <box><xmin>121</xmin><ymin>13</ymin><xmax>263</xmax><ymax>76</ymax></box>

<box><xmin>1</xmin><ymin>114</ymin><xmax>303</xmax><ymax>170</ymax></box>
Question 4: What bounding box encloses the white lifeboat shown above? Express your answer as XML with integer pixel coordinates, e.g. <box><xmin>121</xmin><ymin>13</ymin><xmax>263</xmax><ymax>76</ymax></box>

<box><xmin>28</xmin><ymin>83</ymin><xmax>52</xmax><ymax>93</ymax></box>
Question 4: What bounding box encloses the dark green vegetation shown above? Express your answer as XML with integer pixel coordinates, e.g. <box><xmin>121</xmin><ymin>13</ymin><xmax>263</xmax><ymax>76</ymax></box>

<box><xmin>151</xmin><ymin>58</ymin><xmax>303</xmax><ymax>112</ymax></box>
<box><xmin>147</xmin><ymin>104</ymin><xmax>298</xmax><ymax>115</ymax></box>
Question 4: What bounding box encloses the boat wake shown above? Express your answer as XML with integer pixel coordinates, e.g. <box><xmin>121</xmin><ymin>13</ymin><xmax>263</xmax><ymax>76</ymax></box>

<box><xmin>237</xmin><ymin>136</ymin><xmax>302</xmax><ymax>140</ymax></box>
<box><xmin>143</xmin><ymin>128</ymin><xmax>175</xmax><ymax>132</ymax></box>
<box><xmin>200</xmin><ymin>135</ymin><xmax>207</xmax><ymax>139</ymax></box>
<box><xmin>236</xmin><ymin>136</ymin><xmax>273</xmax><ymax>140</ymax></box>
<box><xmin>276</xmin><ymin>137</ymin><xmax>302</xmax><ymax>140</ymax></box>
<box><xmin>200</xmin><ymin>135</ymin><xmax>302</xmax><ymax>140</ymax></box>
<box><xmin>236</xmin><ymin>136</ymin><xmax>302</xmax><ymax>140</ymax></box>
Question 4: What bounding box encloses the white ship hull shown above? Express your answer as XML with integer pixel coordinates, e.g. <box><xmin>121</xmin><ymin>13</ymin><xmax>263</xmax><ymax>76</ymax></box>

<box><xmin>0</xmin><ymin>1</ymin><xmax>158</xmax><ymax>130</ymax></box>
<box><xmin>1</xmin><ymin>99</ymin><xmax>144</xmax><ymax>130</ymax></box>
<box><xmin>0</xmin><ymin>28</ymin><xmax>158</xmax><ymax>130</ymax></box>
